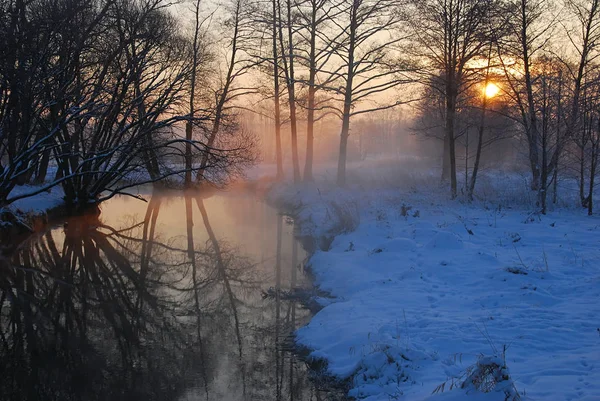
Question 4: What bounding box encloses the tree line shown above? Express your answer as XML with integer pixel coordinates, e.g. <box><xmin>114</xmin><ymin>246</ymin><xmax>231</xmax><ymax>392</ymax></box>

<box><xmin>2</xmin><ymin>0</ymin><xmax>600</xmax><ymax>214</ymax></box>
<box><xmin>0</xmin><ymin>0</ymin><xmax>256</xmax><ymax>211</ymax></box>
<box><xmin>411</xmin><ymin>0</ymin><xmax>600</xmax><ymax>214</ymax></box>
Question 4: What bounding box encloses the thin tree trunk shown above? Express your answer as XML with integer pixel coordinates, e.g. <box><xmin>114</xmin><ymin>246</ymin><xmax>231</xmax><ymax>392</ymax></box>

<box><xmin>468</xmin><ymin>44</ymin><xmax>493</xmax><ymax>200</ymax></box>
<box><xmin>468</xmin><ymin>96</ymin><xmax>488</xmax><ymax>200</ymax></box>
<box><xmin>540</xmin><ymin>77</ymin><xmax>548</xmax><ymax>214</ymax></box>
<box><xmin>337</xmin><ymin>3</ymin><xmax>356</xmax><ymax>188</ymax></box>
<box><xmin>185</xmin><ymin>0</ymin><xmax>200</xmax><ymax>188</ymax></box>
<box><xmin>541</xmin><ymin>133</ymin><xmax>547</xmax><ymax>213</ymax></box>
<box><xmin>127</xmin><ymin>40</ymin><xmax>161</xmax><ymax>183</ymax></box>
<box><xmin>33</xmin><ymin>147</ymin><xmax>51</xmax><ymax>185</ymax></box>
<box><xmin>520</xmin><ymin>0</ymin><xmax>541</xmax><ymax>191</ymax></box>
<box><xmin>303</xmin><ymin>7</ymin><xmax>317</xmax><ymax>182</ymax></box>
<box><xmin>442</xmin><ymin>133</ymin><xmax>450</xmax><ymax>181</ymax></box>
<box><xmin>285</xmin><ymin>0</ymin><xmax>300</xmax><ymax>182</ymax></box>
<box><xmin>445</xmin><ymin>90</ymin><xmax>458</xmax><ymax>198</ymax></box>
<box><xmin>272</xmin><ymin>0</ymin><xmax>284</xmax><ymax>180</ymax></box>
<box><xmin>465</xmin><ymin>129</ymin><xmax>469</xmax><ymax>194</ymax></box>
<box><xmin>580</xmin><ymin>140</ymin><xmax>586</xmax><ymax>206</ymax></box>
<box><xmin>588</xmin><ymin>143</ymin><xmax>596</xmax><ymax>215</ymax></box>
<box><xmin>186</xmin><ymin>0</ymin><xmax>200</xmax><ymax>188</ymax></box>
<box><xmin>196</xmin><ymin>0</ymin><xmax>241</xmax><ymax>184</ymax></box>
<box><xmin>337</xmin><ymin>102</ymin><xmax>352</xmax><ymax>187</ymax></box>
<box><xmin>589</xmin><ymin>118</ymin><xmax>600</xmax><ymax>215</ymax></box>
<box><xmin>553</xmin><ymin>71</ymin><xmax>562</xmax><ymax>204</ymax></box>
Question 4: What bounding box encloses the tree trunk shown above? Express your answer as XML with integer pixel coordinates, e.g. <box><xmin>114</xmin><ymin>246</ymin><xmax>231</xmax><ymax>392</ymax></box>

<box><xmin>540</xmin><ymin>135</ymin><xmax>547</xmax><ymax>214</ymax></box>
<box><xmin>33</xmin><ymin>147</ymin><xmax>51</xmax><ymax>185</ymax></box>
<box><xmin>553</xmin><ymin>71</ymin><xmax>562</xmax><ymax>204</ymax></box>
<box><xmin>132</xmin><ymin>58</ymin><xmax>160</xmax><ymax>181</ymax></box>
<box><xmin>272</xmin><ymin>0</ymin><xmax>284</xmax><ymax>180</ymax></box>
<box><xmin>337</xmin><ymin>108</ymin><xmax>351</xmax><ymax>187</ymax></box>
<box><xmin>468</xmin><ymin>98</ymin><xmax>488</xmax><ymax>201</ymax></box>
<box><xmin>588</xmin><ymin>149</ymin><xmax>595</xmax><ymax>215</ymax></box>
<box><xmin>540</xmin><ymin>77</ymin><xmax>548</xmax><ymax>214</ymax></box>
<box><xmin>186</xmin><ymin>0</ymin><xmax>201</xmax><ymax>188</ymax></box>
<box><xmin>464</xmin><ymin>129</ymin><xmax>469</xmax><ymax>194</ymax></box>
<box><xmin>442</xmin><ymin>133</ymin><xmax>450</xmax><ymax>181</ymax></box>
<box><xmin>445</xmin><ymin>93</ymin><xmax>457</xmax><ymax>198</ymax></box>
<box><xmin>185</xmin><ymin>121</ymin><xmax>193</xmax><ymax>187</ymax></box>
<box><xmin>303</xmin><ymin>9</ymin><xmax>317</xmax><ymax>182</ymax></box>
<box><xmin>304</xmin><ymin>84</ymin><xmax>315</xmax><ymax>182</ymax></box>
<box><xmin>580</xmin><ymin>142</ymin><xmax>586</xmax><ymax>206</ymax></box>
<box><xmin>285</xmin><ymin>0</ymin><xmax>300</xmax><ymax>182</ymax></box>
<box><xmin>196</xmin><ymin>0</ymin><xmax>241</xmax><ymax>184</ymax></box>
<box><xmin>520</xmin><ymin>0</ymin><xmax>541</xmax><ymax>191</ymax></box>
<box><xmin>337</xmin><ymin>2</ymin><xmax>356</xmax><ymax>187</ymax></box>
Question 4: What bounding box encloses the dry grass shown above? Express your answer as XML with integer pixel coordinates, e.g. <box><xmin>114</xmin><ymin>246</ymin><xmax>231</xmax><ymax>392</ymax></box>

<box><xmin>433</xmin><ymin>353</ymin><xmax>521</xmax><ymax>401</ymax></box>
<box><xmin>327</xmin><ymin>200</ymin><xmax>360</xmax><ymax>235</ymax></box>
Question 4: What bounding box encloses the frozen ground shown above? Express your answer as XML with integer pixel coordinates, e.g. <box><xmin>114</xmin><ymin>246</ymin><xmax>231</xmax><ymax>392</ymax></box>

<box><xmin>269</xmin><ymin>173</ymin><xmax>600</xmax><ymax>401</ymax></box>
<box><xmin>3</xmin><ymin>185</ymin><xmax>64</xmax><ymax>215</ymax></box>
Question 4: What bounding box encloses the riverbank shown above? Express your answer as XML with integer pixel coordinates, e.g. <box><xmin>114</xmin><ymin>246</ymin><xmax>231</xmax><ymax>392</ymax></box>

<box><xmin>0</xmin><ymin>185</ymin><xmax>67</xmax><ymax>246</ymax></box>
<box><xmin>268</xmin><ymin>181</ymin><xmax>600</xmax><ymax>401</ymax></box>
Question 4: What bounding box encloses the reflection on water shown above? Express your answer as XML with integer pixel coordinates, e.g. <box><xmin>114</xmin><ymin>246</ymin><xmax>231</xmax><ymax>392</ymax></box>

<box><xmin>0</xmin><ymin>189</ymin><xmax>332</xmax><ymax>401</ymax></box>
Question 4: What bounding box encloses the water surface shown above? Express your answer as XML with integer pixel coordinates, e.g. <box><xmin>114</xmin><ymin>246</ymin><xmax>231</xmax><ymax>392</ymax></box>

<box><xmin>0</xmin><ymin>188</ymin><xmax>330</xmax><ymax>401</ymax></box>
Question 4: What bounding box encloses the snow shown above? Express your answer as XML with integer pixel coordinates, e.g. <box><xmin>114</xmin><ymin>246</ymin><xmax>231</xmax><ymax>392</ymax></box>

<box><xmin>269</xmin><ymin>180</ymin><xmax>600</xmax><ymax>401</ymax></box>
<box><xmin>4</xmin><ymin>185</ymin><xmax>64</xmax><ymax>215</ymax></box>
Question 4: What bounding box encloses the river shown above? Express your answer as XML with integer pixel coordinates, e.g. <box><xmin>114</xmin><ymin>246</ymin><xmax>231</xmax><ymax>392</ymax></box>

<box><xmin>0</xmin><ymin>188</ymin><xmax>335</xmax><ymax>401</ymax></box>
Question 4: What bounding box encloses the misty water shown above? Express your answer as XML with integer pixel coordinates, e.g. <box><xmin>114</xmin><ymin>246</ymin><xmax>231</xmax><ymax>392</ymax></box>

<box><xmin>0</xmin><ymin>188</ymin><xmax>331</xmax><ymax>401</ymax></box>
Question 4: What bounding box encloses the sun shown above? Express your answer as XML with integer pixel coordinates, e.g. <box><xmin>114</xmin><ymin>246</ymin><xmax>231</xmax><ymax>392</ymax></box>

<box><xmin>484</xmin><ymin>82</ymin><xmax>500</xmax><ymax>98</ymax></box>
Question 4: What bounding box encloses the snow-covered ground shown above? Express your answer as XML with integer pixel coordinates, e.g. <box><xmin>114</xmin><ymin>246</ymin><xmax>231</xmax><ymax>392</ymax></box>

<box><xmin>269</xmin><ymin>178</ymin><xmax>600</xmax><ymax>401</ymax></box>
<box><xmin>4</xmin><ymin>185</ymin><xmax>64</xmax><ymax>215</ymax></box>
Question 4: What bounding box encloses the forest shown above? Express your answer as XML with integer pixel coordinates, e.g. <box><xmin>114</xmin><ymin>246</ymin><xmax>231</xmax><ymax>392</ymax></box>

<box><xmin>2</xmin><ymin>1</ymin><xmax>600</xmax><ymax>401</ymax></box>
<box><xmin>2</xmin><ymin>0</ymin><xmax>600</xmax><ymax>213</ymax></box>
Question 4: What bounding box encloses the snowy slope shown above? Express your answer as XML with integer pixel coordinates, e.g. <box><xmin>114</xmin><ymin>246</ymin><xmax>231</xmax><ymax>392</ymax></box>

<box><xmin>272</xmin><ymin>183</ymin><xmax>600</xmax><ymax>401</ymax></box>
<box><xmin>6</xmin><ymin>185</ymin><xmax>65</xmax><ymax>215</ymax></box>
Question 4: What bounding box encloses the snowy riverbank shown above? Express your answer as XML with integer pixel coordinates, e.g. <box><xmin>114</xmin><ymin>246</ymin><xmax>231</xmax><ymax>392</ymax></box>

<box><xmin>0</xmin><ymin>185</ymin><xmax>66</xmax><ymax>242</ymax></box>
<box><xmin>269</xmin><ymin>181</ymin><xmax>600</xmax><ymax>401</ymax></box>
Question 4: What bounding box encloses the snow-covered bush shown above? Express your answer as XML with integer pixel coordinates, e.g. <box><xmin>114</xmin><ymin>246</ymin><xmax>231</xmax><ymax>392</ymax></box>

<box><xmin>461</xmin><ymin>355</ymin><xmax>520</xmax><ymax>400</ymax></box>
<box><xmin>434</xmin><ymin>354</ymin><xmax>521</xmax><ymax>401</ymax></box>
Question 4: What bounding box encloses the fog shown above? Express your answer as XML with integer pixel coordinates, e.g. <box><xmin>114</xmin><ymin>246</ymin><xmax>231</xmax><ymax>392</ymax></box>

<box><xmin>2</xmin><ymin>0</ymin><xmax>600</xmax><ymax>400</ymax></box>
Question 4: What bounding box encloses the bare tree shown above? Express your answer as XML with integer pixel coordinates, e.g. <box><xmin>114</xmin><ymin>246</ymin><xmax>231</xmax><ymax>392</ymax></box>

<box><xmin>186</xmin><ymin>0</ymin><xmax>204</xmax><ymax>188</ymax></box>
<box><xmin>563</xmin><ymin>0</ymin><xmax>600</xmax><ymax>210</ymax></box>
<box><xmin>0</xmin><ymin>0</ymin><xmax>111</xmax><ymax>204</ymax></box>
<box><xmin>271</xmin><ymin>0</ymin><xmax>285</xmax><ymax>179</ymax></box>
<box><xmin>0</xmin><ymin>0</ymin><xmax>257</xmax><ymax>211</ymax></box>
<box><xmin>277</xmin><ymin>0</ymin><xmax>302</xmax><ymax>182</ymax></box>
<box><xmin>195</xmin><ymin>0</ymin><xmax>259</xmax><ymax>185</ymax></box>
<box><xmin>500</xmin><ymin>0</ymin><xmax>600</xmax><ymax>211</ymax></box>
<box><xmin>294</xmin><ymin>0</ymin><xmax>343</xmax><ymax>181</ymax></box>
<box><xmin>570</xmin><ymin>71</ymin><xmax>600</xmax><ymax>214</ymax></box>
<box><xmin>467</xmin><ymin>45</ymin><xmax>494</xmax><ymax>200</ymax></box>
<box><xmin>409</xmin><ymin>0</ymin><xmax>501</xmax><ymax>198</ymax></box>
<box><xmin>585</xmin><ymin>101</ymin><xmax>600</xmax><ymax>215</ymax></box>
<box><xmin>325</xmin><ymin>0</ymin><xmax>412</xmax><ymax>187</ymax></box>
<box><xmin>498</xmin><ymin>0</ymin><xmax>553</xmax><ymax>192</ymax></box>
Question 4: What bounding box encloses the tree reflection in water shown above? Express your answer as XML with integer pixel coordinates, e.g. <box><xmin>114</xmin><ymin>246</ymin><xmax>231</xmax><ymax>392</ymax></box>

<box><xmin>0</xmin><ymin>190</ymin><xmax>338</xmax><ymax>401</ymax></box>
